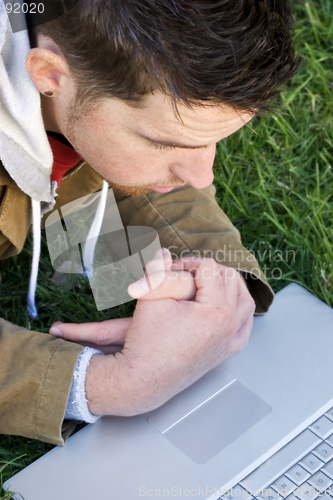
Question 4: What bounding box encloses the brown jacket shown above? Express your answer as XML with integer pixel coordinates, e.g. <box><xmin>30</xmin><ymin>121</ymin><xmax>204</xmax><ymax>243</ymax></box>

<box><xmin>0</xmin><ymin>159</ymin><xmax>274</xmax><ymax>445</ymax></box>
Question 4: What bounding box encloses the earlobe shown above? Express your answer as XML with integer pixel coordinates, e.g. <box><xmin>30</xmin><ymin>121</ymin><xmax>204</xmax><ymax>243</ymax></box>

<box><xmin>25</xmin><ymin>48</ymin><xmax>66</xmax><ymax>94</ymax></box>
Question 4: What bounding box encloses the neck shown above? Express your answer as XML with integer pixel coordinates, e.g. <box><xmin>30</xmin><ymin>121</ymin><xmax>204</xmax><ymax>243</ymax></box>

<box><xmin>40</xmin><ymin>93</ymin><xmax>62</xmax><ymax>134</ymax></box>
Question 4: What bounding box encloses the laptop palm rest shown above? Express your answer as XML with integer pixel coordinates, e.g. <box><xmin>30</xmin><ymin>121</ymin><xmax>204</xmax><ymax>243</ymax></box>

<box><xmin>148</xmin><ymin>368</ymin><xmax>272</xmax><ymax>464</ymax></box>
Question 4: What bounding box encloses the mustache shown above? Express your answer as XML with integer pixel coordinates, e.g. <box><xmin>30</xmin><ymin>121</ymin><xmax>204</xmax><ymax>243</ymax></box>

<box><xmin>107</xmin><ymin>175</ymin><xmax>186</xmax><ymax>197</ymax></box>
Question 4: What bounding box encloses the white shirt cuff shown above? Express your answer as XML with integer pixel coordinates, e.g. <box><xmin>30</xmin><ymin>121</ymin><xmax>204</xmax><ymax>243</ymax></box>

<box><xmin>65</xmin><ymin>346</ymin><xmax>104</xmax><ymax>423</ymax></box>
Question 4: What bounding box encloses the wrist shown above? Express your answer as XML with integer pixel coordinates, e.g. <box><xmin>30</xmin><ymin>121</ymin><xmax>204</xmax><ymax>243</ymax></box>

<box><xmin>85</xmin><ymin>352</ymin><xmax>136</xmax><ymax>416</ymax></box>
<box><xmin>85</xmin><ymin>350</ymin><xmax>163</xmax><ymax>417</ymax></box>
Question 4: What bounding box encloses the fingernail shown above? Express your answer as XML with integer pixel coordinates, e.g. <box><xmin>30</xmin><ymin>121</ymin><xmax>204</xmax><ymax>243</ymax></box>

<box><xmin>154</xmin><ymin>248</ymin><xmax>164</xmax><ymax>258</ymax></box>
<box><xmin>49</xmin><ymin>327</ymin><xmax>62</xmax><ymax>337</ymax></box>
<box><xmin>155</xmin><ymin>248</ymin><xmax>169</xmax><ymax>258</ymax></box>
<box><xmin>128</xmin><ymin>278</ymin><xmax>150</xmax><ymax>298</ymax></box>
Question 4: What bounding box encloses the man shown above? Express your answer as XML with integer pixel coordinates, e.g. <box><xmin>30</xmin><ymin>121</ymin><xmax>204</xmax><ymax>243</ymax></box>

<box><xmin>0</xmin><ymin>0</ymin><xmax>300</xmax><ymax>445</ymax></box>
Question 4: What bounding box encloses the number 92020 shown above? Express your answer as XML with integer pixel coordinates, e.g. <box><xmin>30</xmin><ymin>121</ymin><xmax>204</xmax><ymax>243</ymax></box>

<box><xmin>5</xmin><ymin>3</ymin><xmax>45</xmax><ymax>14</ymax></box>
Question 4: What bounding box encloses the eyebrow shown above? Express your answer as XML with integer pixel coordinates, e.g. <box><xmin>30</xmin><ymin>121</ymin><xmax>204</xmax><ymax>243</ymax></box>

<box><xmin>134</xmin><ymin>131</ymin><xmax>208</xmax><ymax>149</ymax></box>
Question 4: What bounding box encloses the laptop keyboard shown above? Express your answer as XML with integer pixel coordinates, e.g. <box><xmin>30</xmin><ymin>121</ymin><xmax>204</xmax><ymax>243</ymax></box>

<box><xmin>219</xmin><ymin>407</ymin><xmax>333</xmax><ymax>500</ymax></box>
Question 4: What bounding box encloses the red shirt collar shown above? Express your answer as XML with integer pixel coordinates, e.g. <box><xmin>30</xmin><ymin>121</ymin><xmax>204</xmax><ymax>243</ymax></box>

<box><xmin>47</xmin><ymin>132</ymin><xmax>82</xmax><ymax>189</ymax></box>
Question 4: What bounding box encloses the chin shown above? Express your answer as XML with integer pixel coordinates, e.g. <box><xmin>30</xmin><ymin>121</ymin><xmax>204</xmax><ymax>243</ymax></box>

<box><xmin>110</xmin><ymin>184</ymin><xmax>152</xmax><ymax>197</ymax></box>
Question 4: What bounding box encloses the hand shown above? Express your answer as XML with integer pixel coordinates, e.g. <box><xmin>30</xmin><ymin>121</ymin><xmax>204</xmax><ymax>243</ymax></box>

<box><xmin>49</xmin><ymin>317</ymin><xmax>132</xmax><ymax>354</ymax></box>
<box><xmin>128</xmin><ymin>247</ymin><xmax>197</xmax><ymax>301</ymax></box>
<box><xmin>84</xmin><ymin>257</ymin><xmax>255</xmax><ymax>416</ymax></box>
<box><xmin>49</xmin><ymin>248</ymin><xmax>196</xmax><ymax>353</ymax></box>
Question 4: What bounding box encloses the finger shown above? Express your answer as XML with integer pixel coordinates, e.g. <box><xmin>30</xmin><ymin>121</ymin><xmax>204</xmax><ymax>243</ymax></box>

<box><xmin>217</xmin><ymin>266</ymin><xmax>256</xmax><ymax>333</ymax></box>
<box><xmin>235</xmin><ymin>270</ymin><xmax>256</xmax><ymax>323</ymax></box>
<box><xmin>170</xmin><ymin>257</ymin><xmax>237</xmax><ymax>307</ymax></box>
<box><xmin>237</xmin><ymin>272</ymin><xmax>255</xmax><ymax>311</ymax></box>
<box><xmin>225</xmin><ymin>310</ymin><xmax>254</xmax><ymax>357</ymax></box>
<box><xmin>144</xmin><ymin>248</ymin><xmax>174</xmax><ymax>292</ymax></box>
<box><xmin>49</xmin><ymin>317</ymin><xmax>132</xmax><ymax>344</ymax></box>
<box><xmin>170</xmin><ymin>255</ymin><xmax>196</xmax><ymax>273</ymax></box>
<box><xmin>127</xmin><ymin>248</ymin><xmax>174</xmax><ymax>299</ymax></box>
<box><xmin>171</xmin><ymin>258</ymin><xmax>253</xmax><ymax>327</ymax></box>
<box><xmin>144</xmin><ymin>248</ymin><xmax>173</xmax><ymax>276</ymax></box>
<box><xmin>129</xmin><ymin>270</ymin><xmax>197</xmax><ymax>301</ymax></box>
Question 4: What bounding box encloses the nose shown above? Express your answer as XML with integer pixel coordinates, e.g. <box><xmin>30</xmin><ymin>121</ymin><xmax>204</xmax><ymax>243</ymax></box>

<box><xmin>169</xmin><ymin>144</ymin><xmax>216</xmax><ymax>189</ymax></box>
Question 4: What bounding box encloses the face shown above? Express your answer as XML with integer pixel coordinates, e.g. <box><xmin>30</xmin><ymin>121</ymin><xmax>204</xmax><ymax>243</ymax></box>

<box><xmin>29</xmin><ymin>35</ymin><xmax>253</xmax><ymax>196</ymax></box>
<box><xmin>62</xmin><ymin>92</ymin><xmax>253</xmax><ymax>196</ymax></box>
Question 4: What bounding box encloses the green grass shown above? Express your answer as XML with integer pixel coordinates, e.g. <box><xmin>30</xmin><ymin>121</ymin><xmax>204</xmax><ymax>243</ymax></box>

<box><xmin>1</xmin><ymin>0</ymin><xmax>332</xmax><ymax>497</ymax></box>
<box><xmin>213</xmin><ymin>0</ymin><xmax>333</xmax><ymax>306</ymax></box>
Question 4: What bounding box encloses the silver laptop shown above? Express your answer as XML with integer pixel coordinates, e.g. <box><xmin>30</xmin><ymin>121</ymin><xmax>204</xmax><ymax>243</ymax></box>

<box><xmin>4</xmin><ymin>283</ymin><xmax>333</xmax><ymax>500</ymax></box>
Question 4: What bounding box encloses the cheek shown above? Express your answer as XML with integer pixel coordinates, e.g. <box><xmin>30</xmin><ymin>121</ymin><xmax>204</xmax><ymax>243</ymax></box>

<box><xmin>68</xmin><ymin>116</ymin><xmax>171</xmax><ymax>181</ymax></box>
<box><xmin>87</xmin><ymin>144</ymin><xmax>169</xmax><ymax>185</ymax></box>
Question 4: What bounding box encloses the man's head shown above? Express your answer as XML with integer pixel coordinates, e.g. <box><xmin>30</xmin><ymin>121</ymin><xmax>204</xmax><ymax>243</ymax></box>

<box><xmin>26</xmin><ymin>0</ymin><xmax>300</xmax><ymax>195</ymax></box>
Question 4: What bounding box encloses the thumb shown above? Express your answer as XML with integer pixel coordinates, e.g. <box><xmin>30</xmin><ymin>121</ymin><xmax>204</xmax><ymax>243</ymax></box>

<box><xmin>127</xmin><ymin>247</ymin><xmax>172</xmax><ymax>299</ymax></box>
<box><xmin>49</xmin><ymin>317</ymin><xmax>132</xmax><ymax>345</ymax></box>
<box><xmin>128</xmin><ymin>248</ymin><xmax>197</xmax><ymax>301</ymax></box>
<box><xmin>128</xmin><ymin>270</ymin><xmax>197</xmax><ymax>301</ymax></box>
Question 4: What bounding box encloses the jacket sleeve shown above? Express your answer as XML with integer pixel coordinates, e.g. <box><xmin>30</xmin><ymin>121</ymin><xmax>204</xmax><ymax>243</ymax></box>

<box><xmin>0</xmin><ymin>319</ymin><xmax>83</xmax><ymax>445</ymax></box>
<box><xmin>0</xmin><ymin>162</ymin><xmax>84</xmax><ymax>445</ymax></box>
<box><xmin>113</xmin><ymin>183</ymin><xmax>275</xmax><ymax>314</ymax></box>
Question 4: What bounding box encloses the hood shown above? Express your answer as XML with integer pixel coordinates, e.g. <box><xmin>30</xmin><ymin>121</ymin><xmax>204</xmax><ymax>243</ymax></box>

<box><xmin>0</xmin><ymin>2</ymin><xmax>55</xmax><ymax>206</ymax></box>
<box><xmin>0</xmin><ymin>5</ymin><xmax>109</xmax><ymax>319</ymax></box>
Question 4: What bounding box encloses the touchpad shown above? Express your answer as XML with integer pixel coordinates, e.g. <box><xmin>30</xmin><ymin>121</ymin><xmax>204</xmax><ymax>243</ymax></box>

<box><xmin>148</xmin><ymin>368</ymin><xmax>271</xmax><ymax>464</ymax></box>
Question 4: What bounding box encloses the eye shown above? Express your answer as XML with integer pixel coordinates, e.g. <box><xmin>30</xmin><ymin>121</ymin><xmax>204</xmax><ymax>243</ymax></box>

<box><xmin>149</xmin><ymin>141</ymin><xmax>176</xmax><ymax>151</ymax></box>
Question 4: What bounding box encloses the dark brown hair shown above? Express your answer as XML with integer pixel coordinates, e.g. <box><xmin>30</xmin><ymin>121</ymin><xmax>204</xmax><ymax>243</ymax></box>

<box><xmin>29</xmin><ymin>0</ymin><xmax>301</xmax><ymax>115</ymax></box>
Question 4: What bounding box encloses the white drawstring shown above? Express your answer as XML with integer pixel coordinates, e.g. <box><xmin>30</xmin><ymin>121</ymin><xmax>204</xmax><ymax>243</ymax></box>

<box><xmin>82</xmin><ymin>180</ymin><xmax>109</xmax><ymax>278</ymax></box>
<box><xmin>27</xmin><ymin>181</ymin><xmax>108</xmax><ymax>318</ymax></box>
<box><xmin>27</xmin><ymin>199</ymin><xmax>41</xmax><ymax>319</ymax></box>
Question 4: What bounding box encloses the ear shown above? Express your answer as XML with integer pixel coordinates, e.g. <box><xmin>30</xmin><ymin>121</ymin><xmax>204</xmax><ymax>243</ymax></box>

<box><xmin>26</xmin><ymin>48</ymin><xmax>69</xmax><ymax>95</ymax></box>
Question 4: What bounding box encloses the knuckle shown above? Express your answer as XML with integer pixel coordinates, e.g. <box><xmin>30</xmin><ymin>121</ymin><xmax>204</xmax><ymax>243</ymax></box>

<box><xmin>238</xmin><ymin>333</ymin><xmax>250</xmax><ymax>351</ymax></box>
<box><xmin>144</xmin><ymin>262</ymin><xmax>153</xmax><ymax>273</ymax></box>
<box><xmin>204</xmin><ymin>257</ymin><xmax>217</xmax><ymax>270</ymax></box>
<box><xmin>247</xmin><ymin>295</ymin><xmax>256</xmax><ymax>312</ymax></box>
<box><xmin>224</xmin><ymin>267</ymin><xmax>238</xmax><ymax>283</ymax></box>
<box><xmin>197</xmin><ymin>257</ymin><xmax>213</xmax><ymax>268</ymax></box>
<box><xmin>217</xmin><ymin>302</ymin><xmax>232</xmax><ymax>320</ymax></box>
<box><xmin>149</xmin><ymin>270</ymin><xmax>169</xmax><ymax>291</ymax></box>
<box><xmin>145</xmin><ymin>261</ymin><xmax>161</xmax><ymax>274</ymax></box>
<box><xmin>95</xmin><ymin>327</ymin><xmax>110</xmax><ymax>345</ymax></box>
<box><xmin>188</xmin><ymin>266</ymin><xmax>198</xmax><ymax>277</ymax></box>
